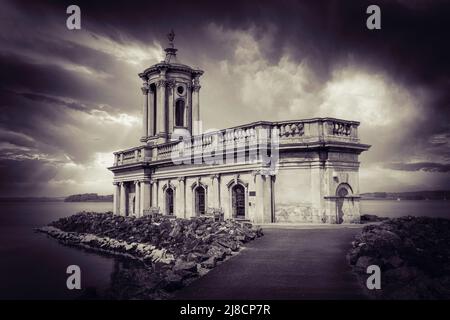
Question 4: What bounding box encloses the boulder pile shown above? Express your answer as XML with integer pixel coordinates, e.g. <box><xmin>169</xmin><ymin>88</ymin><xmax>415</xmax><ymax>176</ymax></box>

<box><xmin>38</xmin><ymin>211</ymin><xmax>263</xmax><ymax>297</ymax></box>
<box><xmin>348</xmin><ymin>216</ymin><xmax>450</xmax><ymax>299</ymax></box>
<box><xmin>360</xmin><ymin>214</ymin><xmax>389</xmax><ymax>223</ymax></box>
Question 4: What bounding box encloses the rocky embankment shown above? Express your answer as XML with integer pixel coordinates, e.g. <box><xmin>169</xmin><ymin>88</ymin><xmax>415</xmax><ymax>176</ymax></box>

<box><xmin>360</xmin><ymin>214</ymin><xmax>389</xmax><ymax>223</ymax></box>
<box><xmin>37</xmin><ymin>212</ymin><xmax>263</xmax><ymax>299</ymax></box>
<box><xmin>348</xmin><ymin>216</ymin><xmax>450</xmax><ymax>299</ymax></box>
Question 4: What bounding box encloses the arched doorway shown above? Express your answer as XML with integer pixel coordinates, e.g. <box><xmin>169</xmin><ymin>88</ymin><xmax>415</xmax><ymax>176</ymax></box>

<box><xmin>232</xmin><ymin>184</ymin><xmax>246</xmax><ymax>219</ymax></box>
<box><xmin>165</xmin><ymin>188</ymin><xmax>174</xmax><ymax>215</ymax></box>
<box><xmin>336</xmin><ymin>183</ymin><xmax>352</xmax><ymax>224</ymax></box>
<box><xmin>195</xmin><ymin>186</ymin><xmax>206</xmax><ymax>215</ymax></box>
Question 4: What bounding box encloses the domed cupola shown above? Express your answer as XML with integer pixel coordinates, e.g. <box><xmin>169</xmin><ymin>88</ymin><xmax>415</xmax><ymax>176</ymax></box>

<box><xmin>138</xmin><ymin>30</ymin><xmax>204</xmax><ymax>145</ymax></box>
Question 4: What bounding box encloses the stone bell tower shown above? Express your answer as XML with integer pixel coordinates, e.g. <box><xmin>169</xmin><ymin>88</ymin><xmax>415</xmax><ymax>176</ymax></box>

<box><xmin>138</xmin><ymin>30</ymin><xmax>204</xmax><ymax>145</ymax></box>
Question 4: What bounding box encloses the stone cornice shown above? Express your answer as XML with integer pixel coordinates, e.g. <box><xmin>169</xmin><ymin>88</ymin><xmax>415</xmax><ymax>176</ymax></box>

<box><xmin>139</xmin><ymin>63</ymin><xmax>204</xmax><ymax>79</ymax></box>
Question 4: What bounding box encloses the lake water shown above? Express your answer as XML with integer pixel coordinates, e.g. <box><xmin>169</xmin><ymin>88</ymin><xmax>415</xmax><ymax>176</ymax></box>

<box><xmin>0</xmin><ymin>200</ymin><xmax>449</xmax><ymax>299</ymax></box>
<box><xmin>361</xmin><ymin>199</ymin><xmax>450</xmax><ymax>219</ymax></box>
<box><xmin>0</xmin><ymin>202</ymin><xmax>114</xmax><ymax>299</ymax></box>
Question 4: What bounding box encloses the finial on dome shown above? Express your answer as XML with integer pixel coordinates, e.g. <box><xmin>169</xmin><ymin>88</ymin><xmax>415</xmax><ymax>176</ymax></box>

<box><xmin>164</xmin><ymin>29</ymin><xmax>178</xmax><ymax>63</ymax></box>
<box><xmin>167</xmin><ymin>29</ymin><xmax>175</xmax><ymax>48</ymax></box>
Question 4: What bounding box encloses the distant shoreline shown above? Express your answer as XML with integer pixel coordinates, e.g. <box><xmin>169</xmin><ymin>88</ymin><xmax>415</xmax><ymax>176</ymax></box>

<box><xmin>0</xmin><ymin>198</ymin><xmax>113</xmax><ymax>203</ymax></box>
<box><xmin>361</xmin><ymin>190</ymin><xmax>450</xmax><ymax>201</ymax></box>
<box><xmin>0</xmin><ymin>198</ymin><xmax>112</xmax><ymax>203</ymax></box>
<box><xmin>0</xmin><ymin>197</ymin><xmax>65</xmax><ymax>203</ymax></box>
<box><xmin>360</xmin><ymin>197</ymin><xmax>449</xmax><ymax>201</ymax></box>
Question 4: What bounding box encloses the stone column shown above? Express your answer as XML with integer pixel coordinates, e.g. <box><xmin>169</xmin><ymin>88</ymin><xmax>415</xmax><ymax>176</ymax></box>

<box><xmin>168</xmin><ymin>81</ymin><xmax>175</xmax><ymax>135</ymax></box>
<box><xmin>113</xmin><ymin>182</ymin><xmax>120</xmax><ymax>215</ymax></box>
<box><xmin>119</xmin><ymin>182</ymin><xmax>127</xmax><ymax>216</ymax></box>
<box><xmin>254</xmin><ymin>172</ymin><xmax>274</xmax><ymax>223</ymax></box>
<box><xmin>141</xmin><ymin>85</ymin><xmax>149</xmax><ymax>140</ymax></box>
<box><xmin>135</xmin><ymin>181</ymin><xmax>140</xmax><ymax>217</ymax></box>
<box><xmin>148</xmin><ymin>87</ymin><xmax>155</xmax><ymax>136</ymax></box>
<box><xmin>192</xmin><ymin>77</ymin><xmax>201</xmax><ymax>135</ymax></box>
<box><xmin>141</xmin><ymin>180</ymin><xmax>151</xmax><ymax>215</ymax></box>
<box><xmin>157</xmin><ymin>76</ymin><xmax>167</xmax><ymax>139</ymax></box>
<box><xmin>186</xmin><ymin>84</ymin><xmax>192</xmax><ymax>133</ymax></box>
<box><xmin>211</xmin><ymin>174</ymin><xmax>220</xmax><ymax>208</ymax></box>
<box><xmin>151</xmin><ymin>179</ymin><xmax>158</xmax><ymax>208</ymax></box>
<box><xmin>176</xmin><ymin>177</ymin><xmax>185</xmax><ymax>218</ymax></box>
<box><xmin>263</xmin><ymin>174</ymin><xmax>273</xmax><ymax>223</ymax></box>
<box><xmin>254</xmin><ymin>171</ymin><xmax>266</xmax><ymax>223</ymax></box>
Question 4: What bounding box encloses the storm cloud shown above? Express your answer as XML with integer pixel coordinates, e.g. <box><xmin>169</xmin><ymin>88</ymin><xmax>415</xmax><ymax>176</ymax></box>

<box><xmin>0</xmin><ymin>0</ymin><xmax>449</xmax><ymax>196</ymax></box>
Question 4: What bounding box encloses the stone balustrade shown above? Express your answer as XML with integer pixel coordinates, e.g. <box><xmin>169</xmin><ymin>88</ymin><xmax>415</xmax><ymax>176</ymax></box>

<box><xmin>114</xmin><ymin>146</ymin><xmax>146</xmax><ymax>166</ymax></box>
<box><xmin>112</xmin><ymin>118</ymin><xmax>361</xmax><ymax>166</ymax></box>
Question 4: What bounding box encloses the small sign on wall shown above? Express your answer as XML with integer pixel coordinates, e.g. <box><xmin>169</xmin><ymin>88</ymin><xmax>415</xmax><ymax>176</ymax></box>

<box><xmin>249</xmin><ymin>191</ymin><xmax>256</xmax><ymax>196</ymax></box>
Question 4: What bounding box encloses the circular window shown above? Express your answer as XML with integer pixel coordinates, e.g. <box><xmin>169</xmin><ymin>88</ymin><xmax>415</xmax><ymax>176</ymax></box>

<box><xmin>177</xmin><ymin>86</ymin><xmax>184</xmax><ymax>95</ymax></box>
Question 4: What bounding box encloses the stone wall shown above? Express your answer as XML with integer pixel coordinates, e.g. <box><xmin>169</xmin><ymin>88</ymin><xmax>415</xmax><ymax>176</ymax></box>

<box><xmin>153</xmin><ymin>171</ymin><xmax>263</xmax><ymax>221</ymax></box>
<box><xmin>273</xmin><ymin>168</ymin><xmax>319</xmax><ymax>223</ymax></box>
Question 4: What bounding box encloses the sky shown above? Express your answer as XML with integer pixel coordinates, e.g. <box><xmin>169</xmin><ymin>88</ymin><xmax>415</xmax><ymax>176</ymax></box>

<box><xmin>0</xmin><ymin>0</ymin><xmax>449</xmax><ymax>197</ymax></box>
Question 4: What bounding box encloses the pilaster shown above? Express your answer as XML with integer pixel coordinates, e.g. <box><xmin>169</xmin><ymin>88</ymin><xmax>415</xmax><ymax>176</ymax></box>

<box><xmin>119</xmin><ymin>182</ymin><xmax>127</xmax><ymax>216</ymax></box>
<box><xmin>141</xmin><ymin>84</ymin><xmax>149</xmax><ymax>141</ymax></box>
<box><xmin>113</xmin><ymin>182</ymin><xmax>120</xmax><ymax>215</ymax></box>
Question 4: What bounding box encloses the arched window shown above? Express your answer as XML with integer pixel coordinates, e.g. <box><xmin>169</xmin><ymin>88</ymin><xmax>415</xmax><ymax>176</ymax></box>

<box><xmin>232</xmin><ymin>184</ymin><xmax>246</xmax><ymax>218</ymax></box>
<box><xmin>165</xmin><ymin>188</ymin><xmax>174</xmax><ymax>215</ymax></box>
<box><xmin>195</xmin><ymin>186</ymin><xmax>206</xmax><ymax>215</ymax></box>
<box><xmin>336</xmin><ymin>183</ymin><xmax>353</xmax><ymax>197</ymax></box>
<box><xmin>175</xmin><ymin>99</ymin><xmax>185</xmax><ymax>127</ymax></box>
<box><xmin>336</xmin><ymin>183</ymin><xmax>353</xmax><ymax>224</ymax></box>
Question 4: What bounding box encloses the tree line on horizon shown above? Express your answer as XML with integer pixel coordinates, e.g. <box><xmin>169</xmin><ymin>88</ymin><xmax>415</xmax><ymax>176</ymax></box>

<box><xmin>64</xmin><ymin>193</ymin><xmax>113</xmax><ymax>202</ymax></box>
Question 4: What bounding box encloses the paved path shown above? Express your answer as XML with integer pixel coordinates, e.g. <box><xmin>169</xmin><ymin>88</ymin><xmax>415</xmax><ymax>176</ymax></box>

<box><xmin>174</xmin><ymin>226</ymin><xmax>368</xmax><ymax>300</ymax></box>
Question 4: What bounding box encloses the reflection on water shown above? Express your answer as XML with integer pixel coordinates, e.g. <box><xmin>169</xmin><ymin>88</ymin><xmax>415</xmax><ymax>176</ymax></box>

<box><xmin>0</xmin><ymin>201</ymin><xmax>115</xmax><ymax>299</ymax></box>
<box><xmin>105</xmin><ymin>258</ymin><xmax>163</xmax><ymax>300</ymax></box>
<box><xmin>75</xmin><ymin>256</ymin><xmax>162</xmax><ymax>300</ymax></box>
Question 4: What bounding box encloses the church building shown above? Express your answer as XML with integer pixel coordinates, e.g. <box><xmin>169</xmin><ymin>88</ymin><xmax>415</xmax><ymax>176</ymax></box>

<box><xmin>108</xmin><ymin>31</ymin><xmax>370</xmax><ymax>224</ymax></box>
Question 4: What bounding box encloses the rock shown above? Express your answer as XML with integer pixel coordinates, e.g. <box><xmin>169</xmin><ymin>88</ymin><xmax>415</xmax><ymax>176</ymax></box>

<box><xmin>201</xmin><ymin>256</ymin><xmax>217</xmax><ymax>269</ymax></box>
<box><xmin>360</xmin><ymin>214</ymin><xmax>389</xmax><ymax>223</ymax></box>
<box><xmin>163</xmin><ymin>272</ymin><xmax>184</xmax><ymax>291</ymax></box>
<box><xmin>384</xmin><ymin>255</ymin><xmax>404</xmax><ymax>269</ymax></box>
<box><xmin>349</xmin><ymin>216</ymin><xmax>450</xmax><ymax>299</ymax></box>
<box><xmin>383</xmin><ymin>266</ymin><xmax>422</xmax><ymax>282</ymax></box>
<box><xmin>40</xmin><ymin>211</ymin><xmax>264</xmax><ymax>296</ymax></box>
<box><xmin>173</xmin><ymin>259</ymin><xmax>198</xmax><ymax>273</ymax></box>
<box><xmin>355</xmin><ymin>256</ymin><xmax>379</xmax><ymax>271</ymax></box>
<box><xmin>216</xmin><ymin>239</ymin><xmax>238</xmax><ymax>251</ymax></box>
<box><xmin>207</xmin><ymin>245</ymin><xmax>227</xmax><ymax>260</ymax></box>
<box><xmin>347</xmin><ymin>246</ymin><xmax>361</xmax><ymax>265</ymax></box>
